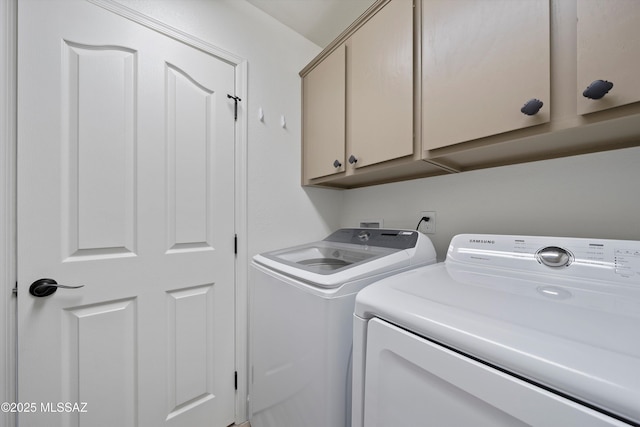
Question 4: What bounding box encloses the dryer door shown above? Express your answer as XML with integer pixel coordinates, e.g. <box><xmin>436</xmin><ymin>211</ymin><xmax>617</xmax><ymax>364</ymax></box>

<box><xmin>363</xmin><ymin>318</ymin><xmax>631</xmax><ymax>426</ymax></box>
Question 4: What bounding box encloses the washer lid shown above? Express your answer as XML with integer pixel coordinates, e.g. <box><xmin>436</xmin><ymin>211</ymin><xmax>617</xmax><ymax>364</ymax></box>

<box><xmin>355</xmin><ymin>234</ymin><xmax>640</xmax><ymax>425</ymax></box>
<box><xmin>254</xmin><ymin>242</ymin><xmax>409</xmax><ymax>289</ymax></box>
<box><xmin>254</xmin><ymin>229</ymin><xmax>436</xmax><ymax>288</ymax></box>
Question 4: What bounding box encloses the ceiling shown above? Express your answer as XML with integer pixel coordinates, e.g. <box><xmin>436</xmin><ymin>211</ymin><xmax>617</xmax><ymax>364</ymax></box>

<box><xmin>244</xmin><ymin>0</ymin><xmax>377</xmax><ymax>47</ymax></box>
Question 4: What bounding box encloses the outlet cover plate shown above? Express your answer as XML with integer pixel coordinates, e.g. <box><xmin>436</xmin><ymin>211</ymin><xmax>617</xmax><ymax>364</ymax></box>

<box><xmin>419</xmin><ymin>211</ymin><xmax>436</xmax><ymax>234</ymax></box>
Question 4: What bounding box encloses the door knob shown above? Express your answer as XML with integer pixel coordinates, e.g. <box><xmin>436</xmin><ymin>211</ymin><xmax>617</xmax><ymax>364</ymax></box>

<box><xmin>29</xmin><ymin>278</ymin><xmax>85</xmax><ymax>297</ymax></box>
<box><xmin>348</xmin><ymin>155</ymin><xmax>358</xmax><ymax>165</ymax></box>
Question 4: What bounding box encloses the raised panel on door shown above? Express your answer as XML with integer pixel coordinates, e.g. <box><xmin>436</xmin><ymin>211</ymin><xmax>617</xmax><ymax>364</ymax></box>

<box><xmin>63</xmin><ymin>299</ymin><xmax>137</xmax><ymax>427</ymax></box>
<box><xmin>422</xmin><ymin>0</ymin><xmax>550</xmax><ymax>151</ymax></box>
<box><xmin>303</xmin><ymin>44</ymin><xmax>346</xmax><ymax>181</ymax></box>
<box><xmin>348</xmin><ymin>0</ymin><xmax>414</xmax><ymax>168</ymax></box>
<box><xmin>577</xmin><ymin>0</ymin><xmax>640</xmax><ymax>115</ymax></box>
<box><xmin>61</xmin><ymin>41</ymin><xmax>137</xmax><ymax>260</ymax></box>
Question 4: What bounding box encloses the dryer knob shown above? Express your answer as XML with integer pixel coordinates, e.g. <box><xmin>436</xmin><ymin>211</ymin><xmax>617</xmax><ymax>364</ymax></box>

<box><xmin>536</xmin><ymin>246</ymin><xmax>573</xmax><ymax>268</ymax></box>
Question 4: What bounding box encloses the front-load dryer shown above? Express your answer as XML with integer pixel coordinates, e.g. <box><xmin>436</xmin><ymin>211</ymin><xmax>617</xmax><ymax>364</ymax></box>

<box><xmin>249</xmin><ymin>228</ymin><xmax>437</xmax><ymax>427</ymax></box>
<box><xmin>352</xmin><ymin>234</ymin><xmax>640</xmax><ymax>426</ymax></box>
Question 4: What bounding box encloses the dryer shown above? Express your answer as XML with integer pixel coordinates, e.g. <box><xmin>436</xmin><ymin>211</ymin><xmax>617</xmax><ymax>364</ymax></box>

<box><xmin>249</xmin><ymin>228</ymin><xmax>437</xmax><ymax>427</ymax></box>
<box><xmin>353</xmin><ymin>234</ymin><xmax>640</xmax><ymax>426</ymax></box>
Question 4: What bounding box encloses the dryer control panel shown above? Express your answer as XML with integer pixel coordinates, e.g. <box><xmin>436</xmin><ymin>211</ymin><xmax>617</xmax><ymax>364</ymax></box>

<box><xmin>447</xmin><ymin>234</ymin><xmax>640</xmax><ymax>284</ymax></box>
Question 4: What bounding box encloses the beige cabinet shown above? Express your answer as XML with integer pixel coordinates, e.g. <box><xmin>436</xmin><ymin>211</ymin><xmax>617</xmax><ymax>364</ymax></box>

<box><xmin>421</xmin><ymin>0</ymin><xmax>550</xmax><ymax>151</ymax></box>
<box><xmin>424</xmin><ymin>0</ymin><xmax>640</xmax><ymax>173</ymax></box>
<box><xmin>301</xmin><ymin>0</ymin><xmax>640</xmax><ymax>188</ymax></box>
<box><xmin>577</xmin><ymin>0</ymin><xmax>640</xmax><ymax>115</ymax></box>
<box><xmin>347</xmin><ymin>0</ymin><xmax>414</xmax><ymax>169</ymax></box>
<box><xmin>301</xmin><ymin>0</ymin><xmax>442</xmax><ymax>187</ymax></box>
<box><xmin>302</xmin><ymin>45</ymin><xmax>346</xmax><ymax>181</ymax></box>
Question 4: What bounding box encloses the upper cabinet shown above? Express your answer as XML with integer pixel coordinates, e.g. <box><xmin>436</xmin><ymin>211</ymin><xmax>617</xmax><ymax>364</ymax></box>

<box><xmin>347</xmin><ymin>0</ymin><xmax>414</xmax><ymax>168</ymax></box>
<box><xmin>421</xmin><ymin>0</ymin><xmax>550</xmax><ymax>150</ymax></box>
<box><xmin>300</xmin><ymin>0</ymin><xmax>640</xmax><ymax>189</ymax></box>
<box><xmin>302</xmin><ymin>45</ymin><xmax>346</xmax><ymax>181</ymax></box>
<box><xmin>301</xmin><ymin>0</ymin><xmax>450</xmax><ymax>187</ymax></box>
<box><xmin>577</xmin><ymin>0</ymin><xmax>640</xmax><ymax>115</ymax></box>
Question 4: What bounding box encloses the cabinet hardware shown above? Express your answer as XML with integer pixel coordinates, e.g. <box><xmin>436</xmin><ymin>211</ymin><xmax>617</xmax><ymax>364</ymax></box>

<box><xmin>348</xmin><ymin>155</ymin><xmax>358</xmax><ymax>165</ymax></box>
<box><xmin>582</xmin><ymin>80</ymin><xmax>613</xmax><ymax>100</ymax></box>
<box><xmin>521</xmin><ymin>98</ymin><xmax>544</xmax><ymax>116</ymax></box>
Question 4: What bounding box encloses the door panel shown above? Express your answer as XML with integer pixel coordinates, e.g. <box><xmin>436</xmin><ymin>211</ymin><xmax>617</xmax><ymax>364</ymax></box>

<box><xmin>364</xmin><ymin>319</ymin><xmax>629</xmax><ymax>426</ymax></box>
<box><xmin>302</xmin><ymin>44</ymin><xmax>346</xmax><ymax>181</ymax></box>
<box><xmin>577</xmin><ymin>0</ymin><xmax>640</xmax><ymax>115</ymax></box>
<box><xmin>65</xmin><ymin>299</ymin><xmax>137</xmax><ymax>427</ymax></box>
<box><xmin>17</xmin><ymin>1</ymin><xmax>236</xmax><ymax>426</ymax></box>
<box><xmin>348</xmin><ymin>0</ymin><xmax>414</xmax><ymax>168</ymax></box>
<box><xmin>62</xmin><ymin>41</ymin><xmax>137</xmax><ymax>258</ymax></box>
<box><xmin>422</xmin><ymin>0</ymin><xmax>550</xmax><ymax>150</ymax></box>
<box><xmin>166</xmin><ymin>62</ymin><xmax>221</xmax><ymax>250</ymax></box>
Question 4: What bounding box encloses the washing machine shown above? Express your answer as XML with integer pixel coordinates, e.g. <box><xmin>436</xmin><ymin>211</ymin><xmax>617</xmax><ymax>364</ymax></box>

<box><xmin>352</xmin><ymin>234</ymin><xmax>640</xmax><ymax>427</ymax></box>
<box><xmin>249</xmin><ymin>228</ymin><xmax>437</xmax><ymax>427</ymax></box>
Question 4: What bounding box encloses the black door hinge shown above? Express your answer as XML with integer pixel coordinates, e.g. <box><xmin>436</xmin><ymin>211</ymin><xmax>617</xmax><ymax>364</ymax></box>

<box><xmin>12</xmin><ymin>282</ymin><xmax>17</xmax><ymax>297</ymax></box>
<box><xmin>234</xmin><ymin>234</ymin><xmax>238</xmax><ymax>255</ymax></box>
<box><xmin>227</xmin><ymin>94</ymin><xmax>241</xmax><ymax>121</ymax></box>
<box><xmin>234</xmin><ymin>371</ymin><xmax>238</xmax><ymax>390</ymax></box>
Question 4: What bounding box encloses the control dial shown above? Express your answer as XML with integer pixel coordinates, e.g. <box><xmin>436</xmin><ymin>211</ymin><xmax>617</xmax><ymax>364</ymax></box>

<box><xmin>536</xmin><ymin>246</ymin><xmax>573</xmax><ymax>268</ymax></box>
<box><xmin>357</xmin><ymin>230</ymin><xmax>371</xmax><ymax>242</ymax></box>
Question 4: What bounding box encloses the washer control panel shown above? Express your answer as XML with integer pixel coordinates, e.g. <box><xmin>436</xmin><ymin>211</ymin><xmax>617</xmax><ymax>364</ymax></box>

<box><xmin>324</xmin><ymin>228</ymin><xmax>419</xmax><ymax>250</ymax></box>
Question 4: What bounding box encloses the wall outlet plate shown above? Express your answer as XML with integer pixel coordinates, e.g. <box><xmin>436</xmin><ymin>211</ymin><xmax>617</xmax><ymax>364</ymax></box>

<box><xmin>419</xmin><ymin>211</ymin><xmax>436</xmax><ymax>234</ymax></box>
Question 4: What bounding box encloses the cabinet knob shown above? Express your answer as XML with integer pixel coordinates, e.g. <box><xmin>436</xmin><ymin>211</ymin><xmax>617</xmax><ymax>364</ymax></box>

<box><xmin>520</xmin><ymin>99</ymin><xmax>544</xmax><ymax>116</ymax></box>
<box><xmin>333</xmin><ymin>159</ymin><xmax>342</xmax><ymax>168</ymax></box>
<box><xmin>583</xmin><ymin>80</ymin><xmax>613</xmax><ymax>100</ymax></box>
<box><xmin>348</xmin><ymin>155</ymin><xmax>358</xmax><ymax>165</ymax></box>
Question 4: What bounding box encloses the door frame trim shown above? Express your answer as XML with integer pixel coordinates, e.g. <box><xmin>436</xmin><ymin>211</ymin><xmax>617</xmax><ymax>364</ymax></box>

<box><xmin>4</xmin><ymin>0</ymin><xmax>250</xmax><ymax>424</ymax></box>
<box><xmin>1</xmin><ymin>1</ymin><xmax>17</xmax><ymax>426</ymax></box>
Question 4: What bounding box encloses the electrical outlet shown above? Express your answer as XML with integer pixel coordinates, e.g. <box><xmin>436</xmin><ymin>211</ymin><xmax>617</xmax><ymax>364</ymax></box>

<box><xmin>419</xmin><ymin>211</ymin><xmax>436</xmax><ymax>234</ymax></box>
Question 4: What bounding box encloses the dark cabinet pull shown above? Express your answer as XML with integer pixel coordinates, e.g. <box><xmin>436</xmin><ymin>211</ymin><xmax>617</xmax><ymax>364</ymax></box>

<box><xmin>521</xmin><ymin>99</ymin><xmax>544</xmax><ymax>116</ymax></box>
<box><xmin>583</xmin><ymin>80</ymin><xmax>613</xmax><ymax>100</ymax></box>
<box><xmin>348</xmin><ymin>155</ymin><xmax>358</xmax><ymax>165</ymax></box>
<box><xmin>333</xmin><ymin>159</ymin><xmax>342</xmax><ymax>168</ymax></box>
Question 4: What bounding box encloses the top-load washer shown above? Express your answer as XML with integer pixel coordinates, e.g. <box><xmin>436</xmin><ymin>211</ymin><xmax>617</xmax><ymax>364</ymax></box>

<box><xmin>352</xmin><ymin>234</ymin><xmax>640</xmax><ymax>426</ymax></box>
<box><xmin>249</xmin><ymin>228</ymin><xmax>437</xmax><ymax>427</ymax></box>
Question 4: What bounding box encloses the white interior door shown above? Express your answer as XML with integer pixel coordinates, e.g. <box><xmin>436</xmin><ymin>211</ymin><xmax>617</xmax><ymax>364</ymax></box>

<box><xmin>17</xmin><ymin>0</ymin><xmax>237</xmax><ymax>426</ymax></box>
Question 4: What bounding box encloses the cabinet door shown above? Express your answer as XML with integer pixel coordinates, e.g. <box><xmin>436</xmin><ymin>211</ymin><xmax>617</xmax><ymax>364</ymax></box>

<box><xmin>422</xmin><ymin>0</ymin><xmax>550</xmax><ymax>151</ymax></box>
<box><xmin>303</xmin><ymin>45</ymin><xmax>346</xmax><ymax>181</ymax></box>
<box><xmin>348</xmin><ymin>0</ymin><xmax>414</xmax><ymax>168</ymax></box>
<box><xmin>577</xmin><ymin>0</ymin><xmax>640</xmax><ymax>115</ymax></box>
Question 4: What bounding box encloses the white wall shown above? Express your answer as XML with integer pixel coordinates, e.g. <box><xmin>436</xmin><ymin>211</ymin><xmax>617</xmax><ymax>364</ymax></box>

<box><xmin>117</xmin><ymin>0</ymin><xmax>344</xmax><ymax>256</ymax></box>
<box><xmin>341</xmin><ymin>146</ymin><xmax>640</xmax><ymax>260</ymax></box>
